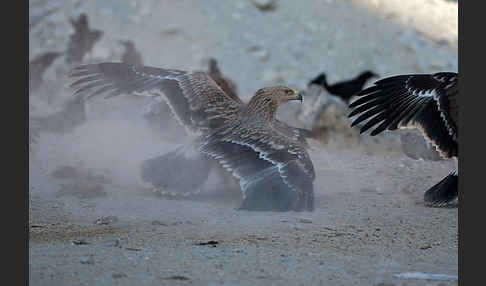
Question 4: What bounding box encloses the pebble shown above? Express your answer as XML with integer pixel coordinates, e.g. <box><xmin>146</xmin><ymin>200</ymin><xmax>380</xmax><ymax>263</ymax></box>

<box><xmin>98</xmin><ymin>239</ymin><xmax>120</xmax><ymax>247</ymax></box>
<box><xmin>112</xmin><ymin>273</ymin><xmax>127</xmax><ymax>279</ymax></box>
<box><xmin>299</xmin><ymin>218</ymin><xmax>313</xmax><ymax>224</ymax></box>
<box><xmin>394</xmin><ymin>272</ymin><xmax>457</xmax><ymax>281</ymax></box>
<box><xmin>72</xmin><ymin>239</ymin><xmax>90</xmax><ymax>245</ymax></box>
<box><xmin>151</xmin><ymin>220</ymin><xmax>168</xmax><ymax>226</ymax></box>
<box><xmin>93</xmin><ymin>216</ymin><xmax>119</xmax><ymax>225</ymax></box>
<box><xmin>80</xmin><ymin>256</ymin><xmax>95</xmax><ymax>265</ymax></box>
<box><xmin>164</xmin><ymin>275</ymin><xmax>190</xmax><ymax>281</ymax></box>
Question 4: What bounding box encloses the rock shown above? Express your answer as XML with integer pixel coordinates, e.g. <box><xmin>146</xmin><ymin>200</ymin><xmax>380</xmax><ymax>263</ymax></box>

<box><xmin>277</xmin><ymin>84</ymin><xmax>407</xmax><ymax>155</ymax></box>
<box><xmin>295</xmin><ymin>85</ymin><xmax>358</xmax><ymax>144</ymax></box>
<box><xmin>400</xmin><ymin>130</ymin><xmax>444</xmax><ymax>161</ymax></box>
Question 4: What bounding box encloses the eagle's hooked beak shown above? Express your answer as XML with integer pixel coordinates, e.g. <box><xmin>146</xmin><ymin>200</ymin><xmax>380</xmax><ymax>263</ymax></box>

<box><xmin>288</xmin><ymin>90</ymin><xmax>303</xmax><ymax>102</ymax></box>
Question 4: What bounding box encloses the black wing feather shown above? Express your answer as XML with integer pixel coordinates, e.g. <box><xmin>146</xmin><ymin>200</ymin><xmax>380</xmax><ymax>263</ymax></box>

<box><xmin>348</xmin><ymin>72</ymin><xmax>458</xmax><ymax>158</ymax></box>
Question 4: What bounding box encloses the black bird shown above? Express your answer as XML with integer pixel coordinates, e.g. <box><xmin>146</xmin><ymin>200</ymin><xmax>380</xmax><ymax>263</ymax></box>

<box><xmin>309</xmin><ymin>71</ymin><xmax>378</xmax><ymax>103</ymax></box>
<box><xmin>30</xmin><ymin>95</ymin><xmax>87</xmax><ymax>135</ymax></box>
<box><xmin>66</xmin><ymin>13</ymin><xmax>103</xmax><ymax>63</ymax></box>
<box><xmin>120</xmin><ymin>40</ymin><xmax>144</xmax><ymax>67</ymax></box>
<box><xmin>348</xmin><ymin>72</ymin><xmax>458</xmax><ymax>207</ymax></box>
<box><xmin>29</xmin><ymin>51</ymin><xmax>63</xmax><ymax>92</ymax></box>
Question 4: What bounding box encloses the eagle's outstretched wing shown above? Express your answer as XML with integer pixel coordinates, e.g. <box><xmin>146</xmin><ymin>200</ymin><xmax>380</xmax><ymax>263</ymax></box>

<box><xmin>200</xmin><ymin>118</ymin><xmax>315</xmax><ymax>211</ymax></box>
<box><xmin>69</xmin><ymin>63</ymin><xmax>243</xmax><ymax>134</ymax></box>
<box><xmin>349</xmin><ymin>72</ymin><xmax>458</xmax><ymax>158</ymax></box>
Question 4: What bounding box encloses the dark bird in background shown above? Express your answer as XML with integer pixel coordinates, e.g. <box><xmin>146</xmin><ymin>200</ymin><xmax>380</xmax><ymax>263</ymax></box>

<box><xmin>29</xmin><ymin>51</ymin><xmax>63</xmax><ymax>92</ymax></box>
<box><xmin>70</xmin><ymin>62</ymin><xmax>315</xmax><ymax>212</ymax></box>
<box><xmin>206</xmin><ymin>58</ymin><xmax>239</xmax><ymax>102</ymax></box>
<box><xmin>309</xmin><ymin>70</ymin><xmax>378</xmax><ymax>103</ymax></box>
<box><xmin>348</xmin><ymin>72</ymin><xmax>458</xmax><ymax>207</ymax></box>
<box><xmin>66</xmin><ymin>13</ymin><xmax>103</xmax><ymax>63</ymax></box>
<box><xmin>120</xmin><ymin>40</ymin><xmax>144</xmax><ymax>67</ymax></box>
<box><xmin>30</xmin><ymin>95</ymin><xmax>87</xmax><ymax>135</ymax></box>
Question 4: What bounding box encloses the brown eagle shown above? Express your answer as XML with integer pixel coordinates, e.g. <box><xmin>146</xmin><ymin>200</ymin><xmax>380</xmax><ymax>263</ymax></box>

<box><xmin>69</xmin><ymin>63</ymin><xmax>315</xmax><ymax>211</ymax></box>
<box><xmin>120</xmin><ymin>40</ymin><xmax>144</xmax><ymax>67</ymax></box>
<box><xmin>66</xmin><ymin>13</ymin><xmax>103</xmax><ymax>63</ymax></box>
<box><xmin>348</xmin><ymin>72</ymin><xmax>458</xmax><ymax>207</ymax></box>
<box><xmin>29</xmin><ymin>51</ymin><xmax>62</xmax><ymax>92</ymax></box>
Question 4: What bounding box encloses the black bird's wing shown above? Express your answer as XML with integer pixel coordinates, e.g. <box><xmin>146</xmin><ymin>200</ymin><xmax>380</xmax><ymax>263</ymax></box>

<box><xmin>200</xmin><ymin>119</ymin><xmax>315</xmax><ymax>212</ymax></box>
<box><xmin>348</xmin><ymin>72</ymin><xmax>458</xmax><ymax>158</ymax></box>
<box><xmin>69</xmin><ymin>62</ymin><xmax>244</xmax><ymax>135</ymax></box>
<box><xmin>424</xmin><ymin>170</ymin><xmax>458</xmax><ymax>207</ymax></box>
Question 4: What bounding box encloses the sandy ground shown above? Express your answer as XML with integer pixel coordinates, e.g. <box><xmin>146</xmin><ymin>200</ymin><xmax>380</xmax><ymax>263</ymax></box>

<box><xmin>29</xmin><ymin>0</ymin><xmax>458</xmax><ymax>285</ymax></box>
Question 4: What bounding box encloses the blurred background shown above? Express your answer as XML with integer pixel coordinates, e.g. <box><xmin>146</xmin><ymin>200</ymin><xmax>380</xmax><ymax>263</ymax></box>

<box><xmin>29</xmin><ymin>0</ymin><xmax>458</xmax><ymax>285</ymax></box>
<box><xmin>29</xmin><ymin>0</ymin><xmax>458</xmax><ymax>165</ymax></box>
<box><xmin>29</xmin><ymin>0</ymin><xmax>457</xmax><ymax>97</ymax></box>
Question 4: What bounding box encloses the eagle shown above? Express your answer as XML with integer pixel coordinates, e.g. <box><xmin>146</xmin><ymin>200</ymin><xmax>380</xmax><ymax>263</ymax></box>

<box><xmin>120</xmin><ymin>40</ymin><xmax>144</xmax><ymax>67</ymax></box>
<box><xmin>348</xmin><ymin>72</ymin><xmax>458</xmax><ymax>207</ymax></box>
<box><xmin>69</xmin><ymin>62</ymin><xmax>315</xmax><ymax>211</ymax></box>
<box><xmin>66</xmin><ymin>13</ymin><xmax>103</xmax><ymax>63</ymax></box>
<box><xmin>29</xmin><ymin>51</ymin><xmax>62</xmax><ymax>92</ymax></box>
